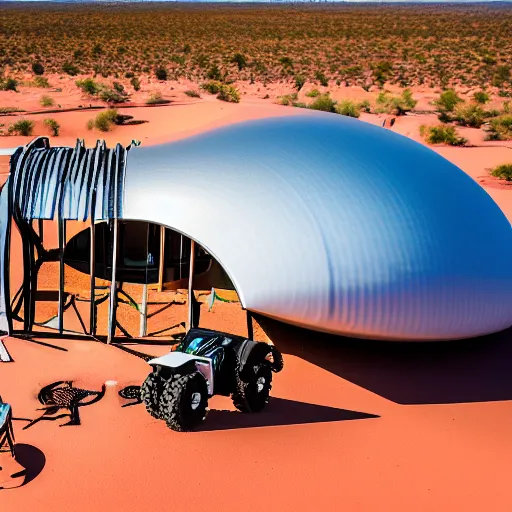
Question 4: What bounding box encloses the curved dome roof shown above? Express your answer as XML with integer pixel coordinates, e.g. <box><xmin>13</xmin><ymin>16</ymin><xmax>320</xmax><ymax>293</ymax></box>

<box><xmin>122</xmin><ymin>112</ymin><xmax>512</xmax><ymax>341</ymax></box>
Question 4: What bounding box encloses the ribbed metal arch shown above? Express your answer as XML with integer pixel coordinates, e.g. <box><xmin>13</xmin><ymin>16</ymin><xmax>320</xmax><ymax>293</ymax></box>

<box><xmin>8</xmin><ymin>137</ymin><xmax>128</xmax><ymax>221</ymax></box>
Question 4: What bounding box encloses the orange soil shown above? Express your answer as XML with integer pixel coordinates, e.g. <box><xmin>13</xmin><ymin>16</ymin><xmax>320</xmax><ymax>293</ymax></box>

<box><xmin>1</xmin><ymin>94</ymin><xmax>512</xmax><ymax>511</ymax></box>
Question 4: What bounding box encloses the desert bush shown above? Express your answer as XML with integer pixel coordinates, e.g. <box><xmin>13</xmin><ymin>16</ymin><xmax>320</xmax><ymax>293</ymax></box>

<box><xmin>359</xmin><ymin>99</ymin><xmax>372</xmax><ymax>113</ymax></box>
<box><xmin>308</xmin><ymin>94</ymin><xmax>337</xmax><ymax>113</ymax></box>
<box><xmin>7</xmin><ymin>119</ymin><xmax>34</xmax><ymax>136</ymax></box>
<box><xmin>294</xmin><ymin>74</ymin><xmax>306</xmax><ymax>91</ymax></box>
<box><xmin>419</xmin><ymin>125</ymin><xmax>467</xmax><ymax>146</ymax></box>
<box><xmin>87</xmin><ymin>109</ymin><xmax>118</xmax><ymax>132</ymax></box>
<box><xmin>376</xmin><ymin>89</ymin><xmax>416</xmax><ymax>115</ymax></box>
<box><xmin>0</xmin><ymin>78</ymin><xmax>18</xmax><ymax>92</ymax></box>
<box><xmin>0</xmin><ymin>107</ymin><xmax>24</xmax><ymax>114</ymax></box>
<box><xmin>146</xmin><ymin>92</ymin><xmax>171</xmax><ymax>105</ymax></box>
<box><xmin>207</xmin><ymin>64</ymin><xmax>222</xmax><ymax>81</ymax></box>
<box><xmin>113</xmin><ymin>82</ymin><xmax>125</xmax><ymax>94</ymax></box>
<box><xmin>99</xmin><ymin>87</ymin><xmax>128</xmax><ymax>103</ymax></box>
<box><xmin>217</xmin><ymin>84</ymin><xmax>240</xmax><ymax>103</ymax></box>
<box><xmin>154</xmin><ymin>66</ymin><xmax>168</xmax><ymax>81</ymax></box>
<box><xmin>434</xmin><ymin>89</ymin><xmax>463</xmax><ymax>112</ymax></box>
<box><xmin>32</xmin><ymin>62</ymin><xmax>45</xmax><ymax>75</ymax></box>
<box><xmin>490</xmin><ymin>163</ymin><xmax>512</xmax><ymax>181</ymax></box>
<box><xmin>231</xmin><ymin>53</ymin><xmax>247</xmax><ymax>71</ymax></box>
<box><xmin>76</xmin><ymin>78</ymin><xmax>100</xmax><ymax>96</ymax></box>
<box><xmin>485</xmin><ymin>115</ymin><xmax>512</xmax><ymax>140</ymax></box>
<box><xmin>33</xmin><ymin>76</ymin><xmax>50</xmax><ymax>88</ymax></box>
<box><xmin>453</xmin><ymin>103</ymin><xmax>486</xmax><ymax>128</ymax></box>
<box><xmin>315</xmin><ymin>71</ymin><xmax>329</xmax><ymax>87</ymax></box>
<box><xmin>473</xmin><ymin>91</ymin><xmax>490</xmax><ymax>104</ymax></box>
<box><xmin>277</xmin><ymin>93</ymin><xmax>298</xmax><ymax>106</ymax></box>
<box><xmin>43</xmin><ymin>118</ymin><xmax>60</xmax><ymax>136</ymax></box>
<box><xmin>306</xmin><ymin>89</ymin><xmax>321</xmax><ymax>98</ymax></box>
<box><xmin>201</xmin><ymin>81</ymin><xmax>222</xmax><ymax>94</ymax></box>
<box><xmin>62</xmin><ymin>62</ymin><xmax>79</xmax><ymax>76</ymax></box>
<box><xmin>130</xmin><ymin>76</ymin><xmax>141</xmax><ymax>91</ymax></box>
<box><xmin>184</xmin><ymin>89</ymin><xmax>201</xmax><ymax>98</ymax></box>
<box><xmin>336</xmin><ymin>100</ymin><xmax>360</xmax><ymax>118</ymax></box>
<box><xmin>40</xmin><ymin>95</ymin><xmax>54</xmax><ymax>107</ymax></box>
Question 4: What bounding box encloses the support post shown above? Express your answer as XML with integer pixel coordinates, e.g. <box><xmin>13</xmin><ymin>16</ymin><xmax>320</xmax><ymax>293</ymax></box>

<box><xmin>158</xmin><ymin>225</ymin><xmax>165</xmax><ymax>292</ymax></box>
<box><xmin>57</xmin><ymin>218</ymin><xmax>66</xmax><ymax>334</ymax></box>
<box><xmin>186</xmin><ymin>239</ymin><xmax>196</xmax><ymax>331</ymax></box>
<box><xmin>139</xmin><ymin>283</ymin><xmax>148</xmax><ymax>337</ymax></box>
<box><xmin>246</xmin><ymin>310</ymin><xmax>254</xmax><ymax>340</ymax></box>
<box><xmin>89</xmin><ymin>218</ymin><xmax>96</xmax><ymax>335</ymax></box>
<box><xmin>107</xmin><ymin>219</ymin><xmax>119</xmax><ymax>344</ymax></box>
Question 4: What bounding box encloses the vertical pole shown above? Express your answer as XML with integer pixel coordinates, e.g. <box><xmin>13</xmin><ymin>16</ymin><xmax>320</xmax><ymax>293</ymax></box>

<box><xmin>139</xmin><ymin>282</ymin><xmax>148</xmax><ymax>337</ymax></box>
<box><xmin>246</xmin><ymin>310</ymin><xmax>254</xmax><ymax>340</ymax></box>
<box><xmin>89</xmin><ymin>219</ymin><xmax>96</xmax><ymax>335</ymax></box>
<box><xmin>107</xmin><ymin>218</ymin><xmax>119</xmax><ymax>344</ymax></box>
<box><xmin>38</xmin><ymin>219</ymin><xmax>43</xmax><ymax>240</ymax></box>
<box><xmin>158</xmin><ymin>225</ymin><xmax>165</xmax><ymax>292</ymax></box>
<box><xmin>186</xmin><ymin>239</ymin><xmax>196</xmax><ymax>331</ymax></box>
<box><xmin>58</xmin><ymin>218</ymin><xmax>66</xmax><ymax>334</ymax></box>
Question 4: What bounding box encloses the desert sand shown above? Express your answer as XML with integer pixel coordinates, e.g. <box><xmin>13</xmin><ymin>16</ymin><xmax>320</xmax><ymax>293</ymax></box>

<box><xmin>1</xmin><ymin>83</ymin><xmax>512</xmax><ymax>511</ymax></box>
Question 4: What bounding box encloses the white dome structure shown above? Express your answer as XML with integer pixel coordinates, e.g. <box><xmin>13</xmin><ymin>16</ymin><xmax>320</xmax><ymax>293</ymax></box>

<box><xmin>121</xmin><ymin>112</ymin><xmax>512</xmax><ymax>341</ymax></box>
<box><xmin>1</xmin><ymin>111</ymin><xmax>512</xmax><ymax>341</ymax></box>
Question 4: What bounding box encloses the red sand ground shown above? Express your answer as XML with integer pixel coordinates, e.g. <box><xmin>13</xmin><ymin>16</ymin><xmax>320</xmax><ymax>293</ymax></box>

<box><xmin>1</xmin><ymin>97</ymin><xmax>512</xmax><ymax>511</ymax></box>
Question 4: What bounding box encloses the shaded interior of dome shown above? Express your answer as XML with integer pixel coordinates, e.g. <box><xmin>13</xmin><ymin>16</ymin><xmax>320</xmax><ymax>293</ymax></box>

<box><xmin>64</xmin><ymin>220</ymin><xmax>235</xmax><ymax>291</ymax></box>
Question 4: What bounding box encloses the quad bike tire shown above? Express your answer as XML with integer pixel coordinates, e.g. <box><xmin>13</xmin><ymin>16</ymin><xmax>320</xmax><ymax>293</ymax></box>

<box><xmin>159</xmin><ymin>372</ymin><xmax>209</xmax><ymax>432</ymax></box>
<box><xmin>232</xmin><ymin>346</ymin><xmax>273</xmax><ymax>413</ymax></box>
<box><xmin>141</xmin><ymin>372</ymin><xmax>164</xmax><ymax>419</ymax></box>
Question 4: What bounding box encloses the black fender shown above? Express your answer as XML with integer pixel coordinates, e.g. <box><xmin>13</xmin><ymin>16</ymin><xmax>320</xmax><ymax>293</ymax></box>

<box><xmin>236</xmin><ymin>341</ymin><xmax>284</xmax><ymax>380</ymax></box>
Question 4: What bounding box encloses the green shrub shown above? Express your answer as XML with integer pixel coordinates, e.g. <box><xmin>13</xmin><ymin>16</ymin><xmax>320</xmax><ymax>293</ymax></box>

<box><xmin>335</xmin><ymin>100</ymin><xmax>360</xmax><ymax>118</ymax></box>
<box><xmin>207</xmin><ymin>64</ymin><xmax>222</xmax><ymax>81</ymax></box>
<box><xmin>76</xmin><ymin>78</ymin><xmax>101</xmax><ymax>96</ymax></box>
<box><xmin>184</xmin><ymin>89</ymin><xmax>201</xmax><ymax>98</ymax></box>
<box><xmin>32</xmin><ymin>62</ymin><xmax>45</xmax><ymax>75</ymax></box>
<box><xmin>434</xmin><ymin>89</ymin><xmax>463</xmax><ymax>112</ymax></box>
<box><xmin>490</xmin><ymin>163</ymin><xmax>512</xmax><ymax>181</ymax></box>
<box><xmin>453</xmin><ymin>103</ymin><xmax>486</xmax><ymax>128</ymax></box>
<box><xmin>376</xmin><ymin>89</ymin><xmax>416</xmax><ymax>115</ymax></box>
<box><xmin>98</xmin><ymin>87</ymin><xmax>127</xmax><ymax>103</ymax></box>
<box><xmin>113</xmin><ymin>81</ymin><xmax>124</xmax><ymax>94</ymax></box>
<box><xmin>43</xmin><ymin>118</ymin><xmax>60</xmax><ymax>136</ymax></box>
<box><xmin>306</xmin><ymin>89</ymin><xmax>321</xmax><ymax>98</ymax></box>
<box><xmin>231</xmin><ymin>53</ymin><xmax>247</xmax><ymax>71</ymax></box>
<box><xmin>294</xmin><ymin>74</ymin><xmax>306</xmax><ymax>91</ymax></box>
<box><xmin>308</xmin><ymin>94</ymin><xmax>337</xmax><ymax>113</ymax></box>
<box><xmin>315</xmin><ymin>71</ymin><xmax>329</xmax><ymax>87</ymax></box>
<box><xmin>130</xmin><ymin>76</ymin><xmax>141</xmax><ymax>91</ymax></box>
<box><xmin>485</xmin><ymin>115</ymin><xmax>512</xmax><ymax>141</ymax></box>
<box><xmin>87</xmin><ymin>109</ymin><xmax>118</xmax><ymax>132</ymax></box>
<box><xmin>0</xmin><ymin>78</ymin><xmax>18</xmax><ymax>92</ymax></box>
<box><xmin>145</xmin><ymin>92</ymin><xmax>171</xmax><ymax>105</ymax></box>
<box><xmin>33</xmin><ymin>76</ymin><xmax>50</xmax><ymax>88</ymax></box>
<box><xmin>40</xmin><ymin>95</ymin><xmax>54</xmax><ymax>107</ymax></box>
<box><xmin>154</xmin><ymin>66</ymin><xmax>168</xmax><ymax>81</ymax></box>
<box><xmin>0</xmin><ymin>107</ymin><xmax>24</xmax><ymax>114</ymax></box>
<box><xmin>420</xmin><ymin>125</ymin><xmax>467</xmax><ymax>146</ymax></box>
<box><xmin>201</xmin><ymin>81</ymin><xmax>222</xmax><ymax>95</ymax></box>
<box><xmin>473</xmin><ymin>91</ymin><xmax>490</xmax><ymax>104</ymax></box>
<box><xmin>7</xmin><ymin>119</ymin><xmax>34</xmax><ymax>136</ymax></box>
<box><xmin>62</xmin><ymin>62</ymin><xmax>79</xmax><ymax>76</ymax></box>
<box><xmin>217</xmin><ymin>84</ymin><xmax>240</xmax><ymax>103</ymax></box>
<box><xmin>277</xmin><ymin>93</ymin><xmax>298</xmax><ymax>106</ymax></box>
<box><xmin>358</xmin><ymin>99</ymin><xmax>371</xmax><ymax>113</ymax></box>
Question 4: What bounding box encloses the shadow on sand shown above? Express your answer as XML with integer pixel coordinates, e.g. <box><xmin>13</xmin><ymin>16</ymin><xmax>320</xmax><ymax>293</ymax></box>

<box><xmin>255</xmin><ymin>315</ymin><xmax>512</xmax><ymax>405</ymax></box>
<box><xmin>200</xmin><ymin>397</ymin><xmax>378</xmax><ymax>432</ymax></box>
<box><xmin>0</xmin><ymin>444</ymin><xmax>45</xmax><ymax>489</ymax></box>
<box><xmin>14</xmin><ymin>444</ymin><xmax>46</xmax><ymax>486</ymax></box>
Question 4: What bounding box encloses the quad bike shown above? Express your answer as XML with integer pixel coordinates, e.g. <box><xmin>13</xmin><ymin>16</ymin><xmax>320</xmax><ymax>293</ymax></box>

<box><xmin>140</xmin><ymin>328</ymin><xmax>284</xmax><ymax>432</ymax></box>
